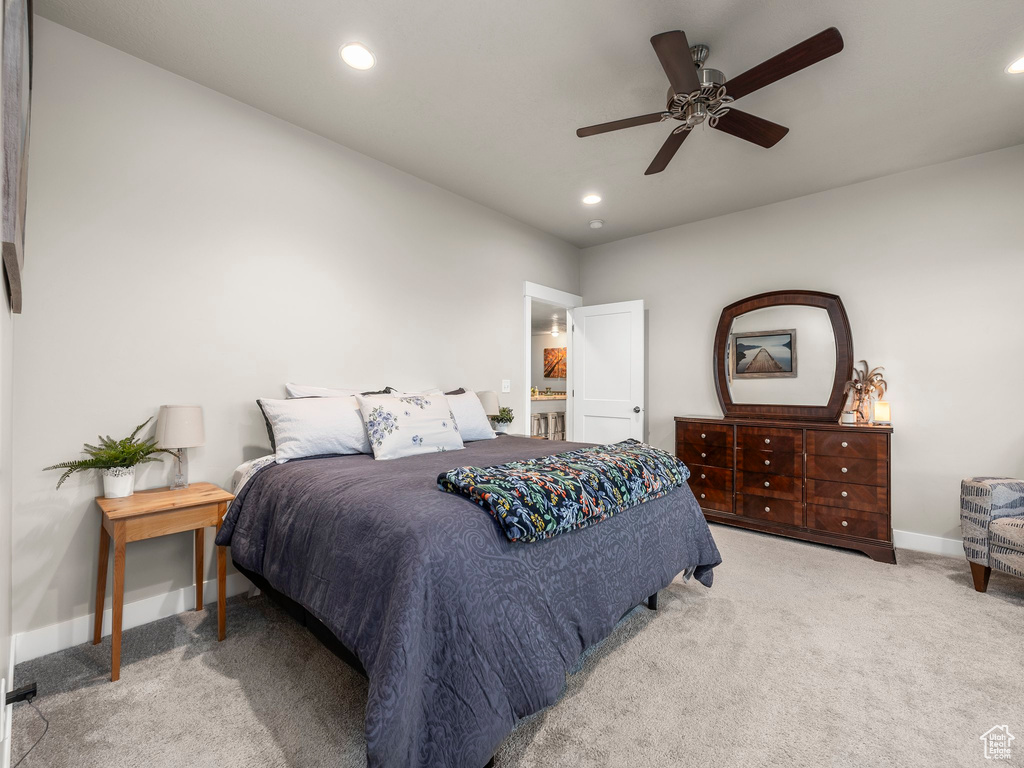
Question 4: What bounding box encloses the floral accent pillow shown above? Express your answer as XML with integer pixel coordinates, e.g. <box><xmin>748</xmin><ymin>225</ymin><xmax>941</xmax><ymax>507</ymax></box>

<box><xmin>355</xmin><ymin>394</ymin><xmax>465</xmax><ymax>460</ymax></box>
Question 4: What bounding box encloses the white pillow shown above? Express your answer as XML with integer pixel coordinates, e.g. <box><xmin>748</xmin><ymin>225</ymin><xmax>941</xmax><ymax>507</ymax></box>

<box><xmin>285</xmin><ymin>383</ymin><xmax>363</xmax><ymax>398</ymax></box>
<box><xmin>258</xmin><ymin>396</ymin><xmax>371</xmax><ymax>463</ymax></box>
<box><xmin>445</xmin><ymin>391</ymin><xmax>495</xmax><ymax>442</ymax></box>
<box><xmin>357</xmin><ymin>394</ymin><xmax>464</xmax><ymax>460</ymax></box>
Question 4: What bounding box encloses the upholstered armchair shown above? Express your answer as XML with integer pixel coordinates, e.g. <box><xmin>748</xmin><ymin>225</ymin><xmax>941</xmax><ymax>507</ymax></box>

<box><xmin>961</xmin><ymin>477</ymin><xmax>1024</xmax><ymax>591</ymax></box>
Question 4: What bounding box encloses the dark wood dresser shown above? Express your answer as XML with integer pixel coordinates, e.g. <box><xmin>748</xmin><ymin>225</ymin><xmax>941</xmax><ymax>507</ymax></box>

<box><xmin>675</xmin><ymin>416</ymin><xmax>895</xmax><ymax>563</ymax></box>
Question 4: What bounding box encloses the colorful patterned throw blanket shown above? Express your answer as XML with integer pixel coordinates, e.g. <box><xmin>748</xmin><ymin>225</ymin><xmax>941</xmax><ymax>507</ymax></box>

<box><xmin>438</xmin><ymin>439</ymin><xmax>691</xmax><ymax>542</ymax></box>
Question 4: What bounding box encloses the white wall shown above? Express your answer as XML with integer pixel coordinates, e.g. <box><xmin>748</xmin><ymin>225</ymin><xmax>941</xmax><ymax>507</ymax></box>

<box><xmin>12</xmin><ymin>19</ymin><xmax>579</xmax><ymax>641</ymax></box>
<box><xmin>0</xmin><ymin>14</ymin><xmax>15</xmax><ymax>755</ymax></box>
<box><xmin>581</xmin><ymin>144</ymin><xmax>1024</xmax><ymax>542</ymax></box>
<box><xmin>0</xmin><ymin>283</ymin><xmax>12</xmax><ymax>753</ymax></box>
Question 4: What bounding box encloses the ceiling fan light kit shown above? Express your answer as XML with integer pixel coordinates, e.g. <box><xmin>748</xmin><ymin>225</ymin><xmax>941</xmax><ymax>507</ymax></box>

<box><xmin>577</xmin><ymin>27</ymin><xmax>844</xmax><ymax>175</ymax></box>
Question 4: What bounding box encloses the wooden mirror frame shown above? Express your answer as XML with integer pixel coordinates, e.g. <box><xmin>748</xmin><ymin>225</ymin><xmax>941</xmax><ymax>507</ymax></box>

<box><xmin>713</xmin><ymin>290</ymin><xmax>853</xmax><ymax>422</ymax></box>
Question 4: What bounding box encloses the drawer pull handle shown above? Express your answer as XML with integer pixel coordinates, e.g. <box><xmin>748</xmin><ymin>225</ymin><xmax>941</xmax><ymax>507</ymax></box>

<box><xmin>764</xmin><ymin>459</ymin><xmax>770</xmax><ymax>466</ymax></box>
<box><xmin>764</xmin><ymin>481</ymin><xmax>770</xmax><ymax>488</ymax></box>
<box><xmin>841</xmin><ymin>441</ymin><xmax>848</xmax><ymax>448</ymax></box>
<box><xmin>700</xmin><ymin>493</ymin><xmax>706</xmax><ymax>499</ymax></box>
<box><xmin>701</xmin><ymin>452</ymin><xmax>707</xmax><ymax>458</ymax></box>
<box><xmin>700</xmin><ymin>473</ymin><xmax>706</xmax><ymax>479</ymax></box>
<box><xmin>701</xmin><ymin>433</ymin><xmax>706</xmax><ymax>439</ymax></box>
<box><xmin>841</xmin><ymin>520</ymin><xmax>849</xmax><ymax>527</ymax></box>
<box><xmin>764</xmin><ymin>506</ymin><xmax>771</xmax><ymax>512</ymax></box>
<box><xmin>764</xmin><ymin>438</ymin><xmax>771</xmax><ymax>445</ymax></box>
<box><xmin>841</xmin><ymin>491</ymin><xmax>848</xmax><ymax>498</ymax></box>
<box><xmin>841</xmin><ymin>467</ymin><xmax>848</xmax><ymax>473</ymax></box>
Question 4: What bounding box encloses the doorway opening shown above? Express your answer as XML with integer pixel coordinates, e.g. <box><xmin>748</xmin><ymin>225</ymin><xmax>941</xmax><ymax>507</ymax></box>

<box><xmin>522</xmin><ymin>282</ymin><xmax>581</xmax><ymax>442</ymax></box>
<box><xmin>531</xmin><ymin>300</ymin><xmax>568</xmax><ymax>439</ymax></box>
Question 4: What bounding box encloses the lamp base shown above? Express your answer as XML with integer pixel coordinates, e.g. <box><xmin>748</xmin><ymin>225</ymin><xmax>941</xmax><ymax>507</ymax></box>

<box><xmin>170</xmin><ymin>449</ymin><xmax>190</xmax><ymax>490</ymax></box>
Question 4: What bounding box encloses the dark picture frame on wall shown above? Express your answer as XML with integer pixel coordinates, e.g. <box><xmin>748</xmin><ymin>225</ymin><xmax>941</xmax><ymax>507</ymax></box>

<box><xmin>729</xmin><ymin>328</ymin><xmax>797</xmax><ymax>380</ymax></box>
<box><xmin>2</xmin><ymin>0</ymin><xmax>32</xmax><ymax>314</ymax></box>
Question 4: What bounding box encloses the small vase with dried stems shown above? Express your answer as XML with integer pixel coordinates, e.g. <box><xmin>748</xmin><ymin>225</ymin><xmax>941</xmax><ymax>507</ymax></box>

<box><xmin>843</xmin><ymin>361</ymin><xmax>887</xmax><ymax>425</ymax></box>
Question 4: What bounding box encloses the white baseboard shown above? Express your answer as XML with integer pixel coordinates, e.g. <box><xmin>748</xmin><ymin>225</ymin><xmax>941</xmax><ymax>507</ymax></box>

<box><xmin>1</xmin><ymin>642</ymin><xmax>13</xmax><ymax>768</ymax></box>
<box><xmin>893</xmin><ymin>529</ymin><xmax>963</xmax><ymax>558</ymax></box>
<box><xmin>14</xmin><ymin>572</ymin><xmax>252</xmax><ymax>664</ymax></box>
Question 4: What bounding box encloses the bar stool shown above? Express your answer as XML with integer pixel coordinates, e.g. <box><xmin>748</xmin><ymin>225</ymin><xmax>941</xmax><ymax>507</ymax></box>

<box><xmin>545</xmin><ymin>412</ymin><xmax>560</xmax><ymax>441</ymax></box>
<box><xmin>531</xmin><ymin>413</ymin><xmax>548</xmax><ymax>438</ymax></box>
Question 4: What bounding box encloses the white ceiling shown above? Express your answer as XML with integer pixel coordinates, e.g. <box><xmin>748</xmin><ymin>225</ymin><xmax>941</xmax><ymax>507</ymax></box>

<box><xmin>531</xmin><ymin>300</ymin><xmax>566</xmax><ymax>335</ymax></box>
<box><xmin>37</xmin><ymin>0</ymin><xmax>1024</xmax><ymax>248</ymax></box>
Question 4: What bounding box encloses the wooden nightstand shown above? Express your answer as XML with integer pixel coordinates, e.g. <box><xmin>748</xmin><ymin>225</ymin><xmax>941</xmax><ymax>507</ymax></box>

<box><xmin>94</xmin><ymin>482</ymin><xmax>234</xmax><ymax>681</ymax></box>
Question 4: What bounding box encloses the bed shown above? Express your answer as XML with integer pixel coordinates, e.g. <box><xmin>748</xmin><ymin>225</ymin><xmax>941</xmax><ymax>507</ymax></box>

<box><xmin>216</xmin><ymin>435</ymin><xmax>721</xmax><ymax>768</ymax></box>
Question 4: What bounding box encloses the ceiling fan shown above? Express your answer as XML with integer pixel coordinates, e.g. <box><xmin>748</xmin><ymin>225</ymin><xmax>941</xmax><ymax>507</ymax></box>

<box><xmin>576</xmin><ymin>27</ymin><xmax>844</xmax><ymax>175</ymax></box>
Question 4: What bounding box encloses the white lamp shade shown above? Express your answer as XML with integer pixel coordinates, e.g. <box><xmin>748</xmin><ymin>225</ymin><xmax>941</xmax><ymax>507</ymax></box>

<box><xmin>476</xmin><ymin>391</ymin><xmax>500</xmax><ymax>417</ymax></box>
<box><xmin>156</xmin><ymin>405</ymin><xmax>205</xmax><ymax>449</ymax></box>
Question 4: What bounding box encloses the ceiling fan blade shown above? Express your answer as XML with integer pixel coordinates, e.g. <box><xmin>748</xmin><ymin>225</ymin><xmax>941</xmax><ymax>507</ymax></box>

<box><xmin>650</xmin><ymin>30</ymin><xmax>700</xmax><ymax>96</ymax></box>
<box><xmin>576</xmin><ymin>112</ymin><xmax>665</xmax><ymax>138</ymax></box>
<box><xmin>712</xmin><ymin>108</ymin><xmax>789</xmax><ymax>148</ymax></box>
<box><xmin>644</xmin><ymin>128</ymin><xmax>690</xmax><ymax>175</ymax></box>
<box><xmin>725</xmin><ymin>27</ymin><xmax>844</xmax><ymax>101</ymax></box>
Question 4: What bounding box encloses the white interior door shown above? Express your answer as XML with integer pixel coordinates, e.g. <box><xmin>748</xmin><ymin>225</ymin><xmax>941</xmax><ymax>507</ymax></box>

<box><xmin>571</xmin><ymin>300</ymin><xmax>645</xmax><ymax>443</ymax></box>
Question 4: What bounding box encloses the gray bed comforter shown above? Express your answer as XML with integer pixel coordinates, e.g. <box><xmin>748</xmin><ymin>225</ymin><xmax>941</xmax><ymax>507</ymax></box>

<box><xmin>216</xmin><ymin>436</ymin><xmax>721</xmax><ymax>768</ymax></box>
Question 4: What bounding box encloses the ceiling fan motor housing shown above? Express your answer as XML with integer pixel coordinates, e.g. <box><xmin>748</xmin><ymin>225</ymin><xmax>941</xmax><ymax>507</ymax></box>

<box><xmin>666</xmin><ymin>66</ymin><xmax>730</xmax><ymax>127</ymax></box>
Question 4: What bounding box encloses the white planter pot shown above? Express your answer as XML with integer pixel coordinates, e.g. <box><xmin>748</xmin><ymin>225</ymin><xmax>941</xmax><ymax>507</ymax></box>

<box><xmin>102</xmin><ymin>467</ymin><xmax>136</xmax><ymax>499</ymax></box>
<box><xmin>493</xmin><ymin>422</ymin><xmax>509</xmax><ymax>434</ymax></box>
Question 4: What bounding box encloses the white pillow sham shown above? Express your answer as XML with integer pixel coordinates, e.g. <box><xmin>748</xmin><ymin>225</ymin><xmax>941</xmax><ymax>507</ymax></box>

<box><xmin>445</xmin><ymin>391</ymin><xmax>495</xmax><ymax>442</ymax></box>
<box><xmin>357</xmin><ymin>393</ymin><xmax>464</xmax><ymax>460</ymax></box>
<box><xmin>258</xmin><ymin>396</ymin><xmax>371</xmax><ymax>463</ymax></box>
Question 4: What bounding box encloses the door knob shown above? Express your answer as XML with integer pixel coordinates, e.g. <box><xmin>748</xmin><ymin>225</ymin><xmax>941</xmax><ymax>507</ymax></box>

<box><xmin>633</xmin><ymin>406</ymin><xmax>641</xmax><ymax>414</ymax></box>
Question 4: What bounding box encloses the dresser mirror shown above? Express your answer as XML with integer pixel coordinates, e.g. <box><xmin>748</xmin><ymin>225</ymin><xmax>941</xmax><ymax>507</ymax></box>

<box><xmin>713</xmin><ymin>290</ymin><xmax>853</xmax><ymax>421</ymax></box>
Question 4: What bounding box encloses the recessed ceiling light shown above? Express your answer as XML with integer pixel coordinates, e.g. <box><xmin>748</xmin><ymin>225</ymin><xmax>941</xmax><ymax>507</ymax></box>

<box><xmin>582</xmin><ymin>194</ymin><xmax>602</xmax><ymax>205</ymax></box>
<box><xmin>340</xmin><ymin>42</ymin><xmax>375</xmax><ymax>70</ymax></box>
<box><xmin>589</xmin><ymin>219</ymin><xmax>604</xmax><ymax>229</ymax></box>
<box><xmin>1007</xmin><ymin>55</ymin><xmax>1024</xmax><ymax>74</ymax></box>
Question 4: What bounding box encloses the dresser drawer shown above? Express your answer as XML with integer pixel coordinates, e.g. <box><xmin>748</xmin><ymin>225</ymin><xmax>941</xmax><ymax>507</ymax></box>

<box><xmin>692</xmin><ymin>486</ymin><xmax>732</xmax><ymax>512</ymax></box>
<box><xmin>737</xmin><ymin>494</ymin><xmax>802</xmax><ymax>527</ymax></box>
<box><xmin>679</xmin><ymin>422</ymin><xmax>733</xmax><ymax>449</ymax></box>
<box><xmin>806</xmin><ymin>479</ymin><xmax>888</xmax><ymax>513</ymax></box>
<box><xmin>806</xmin><ymin>430</ymin><xmax>888</xmax><ymax>460</ymax></box>
<box><xmin>738</xmin><ymin>448</ymin><xmax>800</xmax><ymax>477</ymax></box>
<box><xmin>737</xmin><ymin>470</ymin><xmax>801</xmax><ymax>501</ymax></box>
<box><xmin>680</xmin><ymin>442</ymin><xmax>732</xmax><ymax>469</ymax></box>
<box><xmin>737</xmin><ymin>426</ymin><xmax>802</xmax><ymax>455</ymax></box>
<box><xmin>807</xmin><ymin>504</ymin><xmax>890</xmax><ymax>542</ymax></box>
<box><xmin>806</xmin><ymin>455</ymin><xmax>886</xmax><ymax>487</ymax></box>
<box><xmin>690</xmin><ymin>465</ymin><xmax>732</xmax><ymax>493</ymax></box>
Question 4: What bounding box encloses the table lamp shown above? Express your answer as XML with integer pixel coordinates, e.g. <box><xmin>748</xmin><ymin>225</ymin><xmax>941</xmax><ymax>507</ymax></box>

<box><xmin>872</xmin><ymin>400</ymin><xmax>892</xmax><ymax>426</ymax></box>
<box><xmin>477</xmin><ymin>391</ymin><xmax>500</xmax><ymax>418</ymax></box>
<box><xmin>156</xmin><ymin>405</ymin><xmax>205</xmax><ymax>489</ymax></box>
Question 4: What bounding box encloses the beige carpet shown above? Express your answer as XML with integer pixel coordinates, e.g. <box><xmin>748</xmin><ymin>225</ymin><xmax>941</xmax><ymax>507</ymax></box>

<box><xmin>11</xmin><ymin>525</ymin><xmax>1024</xmax><ymax>767</ymax></box>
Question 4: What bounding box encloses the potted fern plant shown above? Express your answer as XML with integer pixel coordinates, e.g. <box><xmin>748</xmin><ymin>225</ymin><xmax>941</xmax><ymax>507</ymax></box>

<box><xmin>492</xmin><ymin>406</ymin><xmax>514</xmax><ymax>434</ymax></box>
<box><xmin>44</xmin><ymin>418</ymin><xmax>169</xmax><ymax>498</ymax></box>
